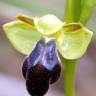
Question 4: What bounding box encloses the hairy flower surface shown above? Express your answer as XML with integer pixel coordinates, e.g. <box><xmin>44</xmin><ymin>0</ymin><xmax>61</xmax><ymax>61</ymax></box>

<box><xmin>22</xmin><ymin>39</ymin><xmax>61</xmax><ymax>96</ymax></box>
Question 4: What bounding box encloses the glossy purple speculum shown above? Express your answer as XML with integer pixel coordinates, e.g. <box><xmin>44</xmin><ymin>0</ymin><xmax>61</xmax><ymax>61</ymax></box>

<box><xmin>22</xmin><ymin>39</ymin><xmax>61</xmax><ymax>96</ymax></box>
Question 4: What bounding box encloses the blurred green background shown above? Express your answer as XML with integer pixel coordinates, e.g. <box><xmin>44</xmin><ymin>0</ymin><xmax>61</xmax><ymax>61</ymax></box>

<box><xmin>0</xmin><ymin>0</ymin><xmax>96</xmax><ymax>96</ymax></box>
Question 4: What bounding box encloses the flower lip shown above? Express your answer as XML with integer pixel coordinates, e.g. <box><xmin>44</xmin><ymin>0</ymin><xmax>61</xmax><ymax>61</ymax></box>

<box><xmin>22</xmin><ymin>39</ymin><xmax>61</xmax><ymax>96</ymax></box>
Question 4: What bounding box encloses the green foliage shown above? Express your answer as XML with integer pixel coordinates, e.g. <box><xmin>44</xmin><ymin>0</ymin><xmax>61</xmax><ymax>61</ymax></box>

<box><xmin>80</xmin><ymin>0</ymin><xmax>96</xmax><ymax>24</ymax></box>
<box><xmin>64</xmin><ymin>0</ymin><xmax>82</xmax><ymax>22</ymax></box>
<box><xmin>64</xmin><ymin>0</ymin><xmax>96</xmax><ymax>24</ymax></box>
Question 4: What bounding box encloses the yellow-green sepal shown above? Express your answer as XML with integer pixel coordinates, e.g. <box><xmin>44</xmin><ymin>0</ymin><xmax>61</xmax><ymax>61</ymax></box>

<box><xmin>3</xmin><ymin>20</ymin><xmax>41</xmax><ymax>55</ymax></box>
<box><xmin>57</xmin><ymin>23</ymin><xmax>93</xmax><ymax>59</ymax></box>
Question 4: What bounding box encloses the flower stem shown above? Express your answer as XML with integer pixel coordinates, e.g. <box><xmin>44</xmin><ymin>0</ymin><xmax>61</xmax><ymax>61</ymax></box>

<box><xmin>64</xmin><ymin>59</ymin><xmax>77</xmax><ymax>96</ymax></box>
<box><xmin>60</xmin><ymin>53</ymin><xmax>77</xmax><ymax>96</ymax></box>
<box><xmin>64</xmin><ymin>0</ymin><xmax>82</xmax><ymax>23</ymax></box>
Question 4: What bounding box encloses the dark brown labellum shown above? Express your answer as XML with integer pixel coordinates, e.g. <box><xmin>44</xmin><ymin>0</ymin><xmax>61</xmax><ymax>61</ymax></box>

<box><xmin>22</xmin><ymin>39</ymin><xmax>61</xmax><ymax>96</ymax></box>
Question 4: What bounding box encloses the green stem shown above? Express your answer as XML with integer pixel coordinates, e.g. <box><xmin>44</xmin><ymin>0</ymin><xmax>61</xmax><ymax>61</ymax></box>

<box><xmin>64</xmin><ymin>0</ymin><xmax>73</xmax><ymax>22</ymax></box>
<box><xmin>63</xmin><ymin>0</ymin><xmax>78</xmax><ymax>95</ymax></box>
<box><xmin>60</xmin><ymin>53</ymin><xmax>77</xmax><ymax>96</ymax></box>
<box><xmin>64</xmin><ymin>0</ymin><xmax>82</xmax><ymax>23</ymax></box>
<box><xmin>72</xmin><ymin>0</ymin><xmax>82</xmax><ymax>22</ymax></box>
<box><xmin>64</xmin><ymin>0</ymin><xmax>96</xmax><ymax>25</ymax></box>
<box><xmin>64</xmin><ymin>59</ymin><xmax>77</xmax><ymax>96</ymax></box>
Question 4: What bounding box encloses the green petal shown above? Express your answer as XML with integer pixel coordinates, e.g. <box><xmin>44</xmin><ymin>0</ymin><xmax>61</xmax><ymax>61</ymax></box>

<box><xmin>57</xmin><ymin>23</ymin><xmax>93</xmax><ymax>59</ymax></box>
<box><xmin>3</xmin><ymin>20</ymin><xmax>41</xmax><ymax>55</ymax></box>
<box><xmin>17</xmin><ymin>15</ymin><xmax>34</xmax><ymax>26</ymax></box>
<box><xmin>34</xmin><ymin>14</ymin><xmax>64</xmax><ymax>35</ymax></box>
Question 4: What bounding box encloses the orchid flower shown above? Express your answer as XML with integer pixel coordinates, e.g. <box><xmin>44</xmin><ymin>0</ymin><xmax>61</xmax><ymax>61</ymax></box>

<box><xmin>3</xmin><ymin>14</ymin><xmax>93</xmax><ymax>96</ymax></box>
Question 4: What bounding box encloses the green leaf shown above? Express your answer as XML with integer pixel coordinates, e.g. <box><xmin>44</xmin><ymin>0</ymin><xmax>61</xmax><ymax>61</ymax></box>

<box><xmin>84</xmin><ymin>0</ymin><xmax>96</xmax><ymax>8</ymax></box>
<box><xmin>34</xmin><ymin>14</ymin><xmax>64</xmax><ymax>35</ymax></box>
<box><xmin>57</xmin><ymin>23</ymin><xmax>93</xmax><ymax>59</ymax></box>
<box><xmin>72</xmin><ymin>0</ymin><xmax>82</xmax><ymax>22</ymax></box>
<box><xmin>64</xmin><ymin>0</ymin><xmax>96</xmax><ymax>24</ymax></box>
<box><xmin>64</xmin><ymin>0</ymin><xmax>74</xmax><ymax>22</ymax></box>
<box><xmin>79</xmin><ymin>0</ymin><xmax>96</xmax><ymax>24</ymax></box>
<box><xmin>3</xmin><ymin>20</ymin><xmax>41</xmax><ymax>55</ymax></box>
